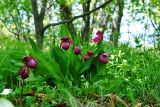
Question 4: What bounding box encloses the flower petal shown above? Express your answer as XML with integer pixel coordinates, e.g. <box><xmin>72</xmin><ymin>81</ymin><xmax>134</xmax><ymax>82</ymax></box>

<box><xmin>92</xmin><ymin>31</ymin><xmax>103</xmax><ymax>43</ymax></box>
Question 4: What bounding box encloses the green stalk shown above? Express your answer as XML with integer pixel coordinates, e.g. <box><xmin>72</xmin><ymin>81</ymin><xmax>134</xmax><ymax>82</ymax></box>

<box><xmin>20</xmin><ymin>80</ymin><xmax>24</xmax><ymax>107</ymax></box>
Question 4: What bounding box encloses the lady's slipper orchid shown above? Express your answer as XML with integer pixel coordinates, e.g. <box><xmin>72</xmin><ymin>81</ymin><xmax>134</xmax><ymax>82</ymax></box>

<box><xmin>61</xmin><ymin>42</ymin><xmax>71</xmax><ymax>50</ymax></box>
<box><xmin>23</xmin><ymin>56</ymin><xmax>37</xmax><ymax>69</ymax></box>
<box><xmin>61</xmin><ymin>36</ymin><xmax>70</xmax><ymax>41</ymax></box>
<box><xmin>99</xmin><ymin>53</ymin><xmax>109</xmax><ymax>64</ymax></box>
<box><xmin>83</xmin><ymin>51</ymin><xmax>94</xmax><ymax>61</ymax></box>
<box><xmin>18</xmin><ymin>67</ymin><xmax>30</xmax><ymax>80</ymax></box>
<box><xmin>87</xmin><ymin>51</ymin><xmax>94</xmax><ymax>56</ymax></box>
<box><xmin>83</xmin><ymin>55</ymin><xmax>90</xmax><ymax>61</ymax></box>
<box><xmin>74</xmin><ymin>46</ymin><xmax>81</xmax><ymax>55</ymax></box>
<box><xmin>60</xmin><ymin>36</ymin><xmax>72</xmax><ymax>50</ymax></box>
<box><xmin>92</xmin><ymin>31</ymin><xmax>103</xmax><ymax>43</ymax></box>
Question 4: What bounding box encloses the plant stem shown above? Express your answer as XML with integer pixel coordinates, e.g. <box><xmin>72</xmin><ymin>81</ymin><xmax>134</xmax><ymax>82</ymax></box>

<box><xmin>20</xmin><ymin>80</ymin><xmax>24</xmax><ymax>106</ymax></box>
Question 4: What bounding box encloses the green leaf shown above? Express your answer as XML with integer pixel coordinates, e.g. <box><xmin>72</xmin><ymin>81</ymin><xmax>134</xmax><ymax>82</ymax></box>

<box><xmin>0</xmin><ymin>84</ymin><xmax>5</xmax><ymax>93</ymax></box>
<box><xmin>73</xmin><ymin>32</ymin><xmax>81</xmax><ymax>45</ymax></box>
<box><xmin>78</xmin><ymin>58</ymin><xmax>92</xmax><ymax>74</ymax></box>
<box><xmin>128</xmin><ymin>88</ymin><xmax>135</xmax><ymax>106</ymax></box>
<box><xmin>68</xmin><ymin>53</ymin><xmax>81</xmax><ymax>84</ymax></box>
<box><xmin>29</xmin><ymin>38</ymin><xmax>41</xmax><ymax>53</ymax></box>
<box><xmin>59</xmin><ymin>24</ymin><xmax>71</xmax><ymax>37</ymax></box>
<box><xmin>52</xmin><ymin>47</ymin><xmax>69</xmax><ymax>76</ymax></box>
<box><xmin>30</xmin><ymin>50</ymin><xmax>63</xmax><ymax>83</ymax></box>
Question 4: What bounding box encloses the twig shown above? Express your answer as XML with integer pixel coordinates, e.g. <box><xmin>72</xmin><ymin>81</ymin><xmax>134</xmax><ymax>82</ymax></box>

<box><xmin>45</xmin><ymin>1</ymin><xmax>56</xmax><ymax>14</ymax></box>
<box><xmin>148</xmin><ymin>8</ymin><xmax>160</xmax><ymax>36</ymax></box>
<box><xmin>0</xmin><ymin>18</ymin><xmax>19</xmax><ymax>36</ymax></box>
<box><xmin>150</xmin><ymin>20</ymin><xmax>160</xmax><ymax>36</ymax></box>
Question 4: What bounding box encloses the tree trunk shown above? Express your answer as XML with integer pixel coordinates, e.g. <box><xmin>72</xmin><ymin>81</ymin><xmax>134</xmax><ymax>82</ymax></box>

<box><xmin>59</xmin><ymin>4</ymin><xmax>76</xmax><ymax>39</ymax></box>
<box><xmin>31</xmin><ymin>0</ymin><xmax>47</xmax><ymax>49</ymax></box>
<box><xmin>90</xmin><ymin>0</ymin><xmax>98</xmax><ymax>33</ymax></box>
<box><xmin>98</xmin><ymin>9</ymin><xmax>110</xmax><ymax>34</ymax></box>
<box><xmin>110</xmin><ymin>0</ymin><xmax>124</xmax><ymax>47</ymax></box>
<box><xmin>81</xmin><ymin>0</ymin><xmax>91</xmax><ymax>41</ymax></box>
<box><xmin>35</xmin><ymin>22</ymin><xmax>44</xmax><ymax>49</ymax></box>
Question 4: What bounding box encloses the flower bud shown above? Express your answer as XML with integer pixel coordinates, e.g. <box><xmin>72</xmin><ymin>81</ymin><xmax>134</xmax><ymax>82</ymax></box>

<box><xmin>23</xmin><ymin>56</ymin><xmax>37</xmax><ymax>69</ymax></box>
<box><xmin>87</xmin><ymin>51</ymin><xmax>94</xmax><ymax>56</ymax></box>
<box><xmin>99</xmin><ymin>53</ymin><xmax>108</xmax><ymax>64</ymax></box>
<box><xmin>18</xmin><ymin>67</ymin><xmax>30</xmax><ymax>80</ymax></box>
<box><xmin>74</xmin><ymin>46</ymin><xmax>81</xmax><ymax>55</ymax></box>
<box><xmin>83</xmin><ymin>55</ymin><xmax>89</xmax><ymax>61</ymax></box>
<box><xmin>83</xmin><ymin>51</ymin><xmax>94</xmax><ymax>61</ymax></box>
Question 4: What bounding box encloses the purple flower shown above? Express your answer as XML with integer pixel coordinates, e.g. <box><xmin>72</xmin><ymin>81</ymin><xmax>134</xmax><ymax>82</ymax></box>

<box><xmin>18</xmin><ymin>66</ymin><xmax>30</xmax><ymax>80</ymax></box>
<box><xmin>99</xmin><ymin>53</ymin><xmax>109</xmax><ymax>64</ymax></box>
<box><xmin>87</xmin><ymin>51</ymin><xmax>94</xmax><ymax>56</ymax></box>
<box><xmin>83</xmin><ymin>55</ymin><xmax>90</xmax><ymax>61</ymax></box>
<box><xmin>60</xmin><ymin>36</ymin><xmax>72</xmax><ymax>50</ymax></box>
<box><xmin>83</xmin><ymin>51</ymin><xmax>94</xmax><ymax>61</ymax></box>
<box><xmin>74</xmin><ymin>46</ymin><xmax>81</xmax><ymax>55</ymax></box>
<box><xmin>23</xmin><ymin>56</ymin><xmax>37</xmax><ymax>69</ymax></box>
<box><xmin>61</xmin><ymin>42</ymin><xmax>71</xmax><ymax>50</ymax></box>
<box><xmin>92</xmin><ymin>31</ymin><xmax>103</xmax><ymax>43</ymax></box>
<box><xmin>61</xmin><ymin>36</ymin><xmax>70</xmax><ymax>41</ymax></box>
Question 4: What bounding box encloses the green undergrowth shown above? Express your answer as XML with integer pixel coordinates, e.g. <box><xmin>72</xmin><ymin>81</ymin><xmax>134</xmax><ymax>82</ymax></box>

<box><xmin>0</xmin><ymin>36</ymin><xmax>160</xmax><ymax>107</ymax></box>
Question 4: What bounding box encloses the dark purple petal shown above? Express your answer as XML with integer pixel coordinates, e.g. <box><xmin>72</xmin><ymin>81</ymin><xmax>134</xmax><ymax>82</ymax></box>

<box><xmin>99</xmin><ymin>53</ymin><xmax>108</xmax><ymax>64</ymax></box>
<box><xmin>83</xmin><ymin>55</ymin><xmax>90</xmax><ymax>61</ymax></box>
<box><xmin>18</xmin><ymin>67</ymin><xmax>30</xmax><ymax>80</ymax></box>
<box><xmin>61</xmin><ymin>36</ymin><xmax>70</xmax><ymax>41</ymax></box>
<box><xmin>87</xmin><ymin>51</ymin><xmax>94</xmax><ymax>56</ymax></box>
<box><xmin>74</xmin><ymin>46</ymin><xmax>81</xmax><ymax>55</ymax></box>
<box><xmin>23</xmin><ymin>56</ymin><xmax>37</xmax><ymax>69</ymax></box>
<box><xmin>96</xmin><ymin>31</ymin><xmax>103</xmax><ymax>37</ymax></box>
<box><xmin>92</xmin><ymin>31</ymin><xmax>103</xmax><ymax>43</ymax></box>
<box><xmin>27</xmin><ymin>59</ymin><xmax>37</xmax><ymax>68</ymax></box>
<box><xmin>61</xmin><ymin>42</ymin><xmax>71</xmax><ymax>50</ymax></box>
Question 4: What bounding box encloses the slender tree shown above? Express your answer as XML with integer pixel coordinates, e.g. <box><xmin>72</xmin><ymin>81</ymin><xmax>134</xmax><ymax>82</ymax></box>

<box><xmin>110</xmin><ymin>0</ymin><xmax>124</xmax><ymax>47</ymax></box>
<box><xmin>81</xmin><ymin>0</ymin><xmax>91</xmax><ymax>41</ymax></box>
<box><xmin>31</xmin><ymin>0</ymin><xmax>47</xmax><ymax>49</ymax></box>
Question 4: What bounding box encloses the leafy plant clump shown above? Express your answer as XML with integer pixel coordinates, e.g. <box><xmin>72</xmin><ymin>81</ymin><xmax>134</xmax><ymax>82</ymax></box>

<box><xmin>0</xmin><ymin>31</ymin><xmax>160</xmax><ymax>107</ymax></box>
